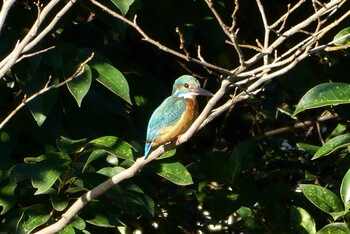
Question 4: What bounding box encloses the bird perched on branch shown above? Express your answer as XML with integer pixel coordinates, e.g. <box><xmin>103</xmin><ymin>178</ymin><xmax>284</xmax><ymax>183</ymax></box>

<box><xmin>144</xmin><ymin>75</ymin><xmax>213</xmax><ymax>158</ymax></box>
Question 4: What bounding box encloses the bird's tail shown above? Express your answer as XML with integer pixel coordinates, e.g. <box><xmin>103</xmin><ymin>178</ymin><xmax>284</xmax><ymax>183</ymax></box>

<box><xmin>144</xmin><ymin>143</ymin><xmax>151</xmax><ymax>159</ymax></box>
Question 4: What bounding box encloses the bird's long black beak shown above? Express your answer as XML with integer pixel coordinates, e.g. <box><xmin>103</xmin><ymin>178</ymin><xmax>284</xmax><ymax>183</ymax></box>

<box><xmin>194</xmin><ymin>87</ymin><xmax>214</xmax><ymax>97</ymax></box>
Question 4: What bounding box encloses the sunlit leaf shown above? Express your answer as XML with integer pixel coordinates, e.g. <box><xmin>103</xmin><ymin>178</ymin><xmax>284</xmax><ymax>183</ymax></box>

<box><xmin>290</xmin><ymin>206</ymin><xmax>316</xmax><ymax>234</ymax></box>
<box><xmin>70</xmin><ymin>215</ymin><xmax>86</xmax><ymax>230</ymax></box>
<box><xmin>334</xmin><ymin>27</ymin><xmax>350</xmax><ymax>46</ymax></box>
<box><xmin>16</xmin><ymin>205</ymin><xmax>50</xmax><ymax>234</ymax></box>
<box><xmin>149</xmin><ymin>162</ymin><xmax>193</xmax><ymax>186</ymax></box>
<box><xmin>110</xmin><ymin>0</ymin><xmax>135</xmax><ymax>15</ymax></box>
<box><xmin>296</xmin><ymin>142</ymin><xmax>320</xmax><ymax>153</ymax></box>
<box><xmin>87</xmin><ymin>136</ymin><xmax>133</xmax><ymax>160</ymax></box>
<box><xmin>97</xmin><ymin>166</ymin><xmax>125</xmax><ymax>177</ymax></box>
<box><xmin>58</xmin><ymin>224</ymin><xmax>75</xmax><ymax>234</ymax></box>
<box><xmin>317</xmin><ymin>222</ymin><xmax>350</xmax><ymax>234</ymax></box>
<box><xmin>312</xmin><ymin>134</ymin><xmax>350</xmax><ymax>160</ymax></box>
<box><xmin>86</xmin><ymin>213</ymin><xmax>120</xmax><ymax>228</ymax></box>
<box><xmin>66</xmin><ymin>64</ymin><xmax>92</xmax><ymax>107</ymax></box>
<box><xmin>294</xmin><ymin>83</ymin><xmax>350</xmax><ymax>116</ymax></box>
<box><xmin>56</xmin><ymin>136</ymin><xmax>87</xmax><ymax>154</ymax></box>
<box><xmin>340</xmin><ymin>168</ymin><xmax>350</xmax><ymax>211</ymax></box>
<box><xmin>300</xmin><ymin>184</ymin><xmax>344</xmax><ymax>220</ymax></box>
<box><xmin>92</xmin><ymin>63</ymin><xmax>132</xmax><ymax>104</ymax></box>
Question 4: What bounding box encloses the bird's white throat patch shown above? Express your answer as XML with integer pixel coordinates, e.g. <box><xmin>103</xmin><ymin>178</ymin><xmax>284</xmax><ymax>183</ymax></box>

<box><xmin>177</xmin><ymin>92</ymin><xmax>198</xmax><ymax>99</ymax></box>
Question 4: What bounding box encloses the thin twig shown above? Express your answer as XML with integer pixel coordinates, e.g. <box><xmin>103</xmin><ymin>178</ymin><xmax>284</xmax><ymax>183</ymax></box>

<box><xmin>90</xmin><ymin>0</ymin><xmax>233</xmax><ymax>76</ymax></box>
<box><xmin>0</xmin><ymin>53</ymin><xmax>94</xmax><ymax>130</ymax></box>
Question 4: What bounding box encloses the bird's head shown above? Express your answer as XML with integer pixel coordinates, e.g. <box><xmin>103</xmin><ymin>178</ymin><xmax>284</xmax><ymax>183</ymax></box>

<box><xmin>172</xmin><ymin>75</ymin><xmax>213</xmax><ymax>99</ymax></box>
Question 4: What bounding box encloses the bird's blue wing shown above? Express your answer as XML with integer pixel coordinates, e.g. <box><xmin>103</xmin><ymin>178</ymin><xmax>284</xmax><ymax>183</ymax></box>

<box><xmin>144</xmin><ymin>96</ymin><xmax>186</xmax><ymax>156</ymax></box>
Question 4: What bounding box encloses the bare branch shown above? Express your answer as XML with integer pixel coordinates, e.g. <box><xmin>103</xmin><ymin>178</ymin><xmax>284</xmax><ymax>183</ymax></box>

<box><xmin>0</xmin><ymin>0</ymin><xmax>16</xmax><ymax>34</ymax></box>
<box><xmin>0</xmin><ymin>0</ymin><xmax>78</xmax><ymax>79</ymax></box>
<box><xmin>90</xmin><ymin>0</ymin><xmax>233</xmax><ymax>76</ymax></box>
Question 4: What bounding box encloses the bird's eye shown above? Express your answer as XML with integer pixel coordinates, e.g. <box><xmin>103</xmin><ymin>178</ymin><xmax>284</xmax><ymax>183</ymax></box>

<box><xmin>184</xmin><ymin>83</ymin><xmax>189</xmax><ymax>88</ymax></box>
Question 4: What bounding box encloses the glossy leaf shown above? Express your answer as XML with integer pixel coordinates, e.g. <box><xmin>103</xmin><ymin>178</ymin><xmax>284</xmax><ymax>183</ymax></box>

<box><xmin>16</xmin><ymin>205</ymin><xmax>50</xmax><ymax>234</ymax></box>
<box><xmin>294</xmin><ymin>83</ymin><xmax>350</xmax><ymax>116</ymax></box>
<box><xmin>340</xmin><ymin>168</ymin><xmax>350</xmax><ymax>211</ymax></box>
<box><xmin>97</xmin><ymin>166</ymin><xmax>125</xmax><ymax>177</ymax></box>
<box><xmin>58</xmin><ymin>224</ymin><xmax>75</xmax><ymax>234</ymax></box>
<box><xmin>312</xmin><ymin>134</ymin><xmax>350</xmax><ymax>160</ymax></box>
<box><xmin>32</xmin><ymin>153</ymin><xmax>71</xmax><ymax>195</ymax></box>
<box><xmin>296</xmin><ymin>142</ymin><xmax>320</xmax><ymax>153</ymax></box>
<box><xmin>0</xmin><ymin>183</ymin><xmax>17</xmax><ymax>215</ymax></box>
<box><xmin>111</xmin><ymin>0</ymin><xmax>135</xmax><ymax>15</ymax></box>
<box><xmin>334</xmin><ymin>27</ymin><xmax>350</xmax><ymax>46</ymax></box>
<box><xmin>92</xmin><ymin>63</ymin><xmax>132</xmax><ymax>104</ymax></box>
<box><xmin>83</xmin><ymin>149</ymin><xmax>109</xmax><ymax>171</ymax></box>
<box><xmin>300</xmin><ymin>184</ymin><xmax>344</xmax><ymax>220</ymax></box>
<box><xmin>87</xmin><ymin>136</ymin><xmax>133</xmax><ymax>160</ymax></box>
<box><xmin>86</xmin><ymin>213</ymin><xmax>119</xmax><ymax>228</ymax></box>
<box><xmin>56</xmin><ymin>136</ymin><xmax>87</xmax><ymax>154</ymax></box>
<box><xmin>66</xmin><ymin>64</ymin><xmax>92</xmax><ymax>107</ymax></box>
<box><xmin>149</xmin><ymin>162</ymin><xmax>193</xmax><ymax>186</ymax></box>
<box><xmin>70</xmin><ymin>215</ymin><xmax>86</xmax><ymax>230</ymax></box>
<box><xmin>290</xmin><ymin>206</ymin><xmax>316</xmax><ymax>234</ymax></box>
<box><xmin>317</xmin><ymin>223</ymin><xmax>350</xmax><ymax>234</ymax></box>
<box><xmin>51</xmin><ymin>193</ymin><xmax>69</xmax><ymax>211</ymax></box>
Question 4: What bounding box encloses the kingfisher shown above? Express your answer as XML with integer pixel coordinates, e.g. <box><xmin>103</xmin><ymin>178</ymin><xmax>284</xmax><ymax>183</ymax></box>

<box><xmin>144</xmin><ymin>75</ymin><xmax>213</xmax><ymax>158</ymax></box>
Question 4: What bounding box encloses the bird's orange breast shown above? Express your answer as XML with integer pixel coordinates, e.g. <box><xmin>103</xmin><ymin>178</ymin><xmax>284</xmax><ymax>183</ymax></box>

<box><xmin>152</xmin><ymin>98</ymin><xmax>198</xmax><ymax>147</ymax></box>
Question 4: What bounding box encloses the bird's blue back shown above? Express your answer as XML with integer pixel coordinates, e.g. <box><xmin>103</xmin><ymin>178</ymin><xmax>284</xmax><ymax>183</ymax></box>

<box><xmin>144</xmin><ymin>96</ymin><xmax>187</xmax><ymax>157</ymax></box>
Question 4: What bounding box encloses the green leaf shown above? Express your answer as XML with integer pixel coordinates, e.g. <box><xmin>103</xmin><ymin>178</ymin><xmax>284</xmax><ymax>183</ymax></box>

<box><xmin>0</xmin><ymin>183</ymin><xmax>17</xmax><ymax>215</ymax></box>
<box><xmin>157</xmin><ymin>149</ymin><xmax>176</xmax><ymax>160</ymax></box>
<box><xmin>50</xmin><ymin>193</ymin><xmax>69</xmax><ymax>211</ymax></box>
<box><xmin>328</xmin><ymin>124</ymin><xmax>347</xmax><ymax>140</ymax></box>
<box><xmin>300</xmin><ymin>184</ymin><xmax>344</xmax><ymax>220</ymax></box>
<box><xmin>56</xmin><ymin>136</ymin><xmax>87</xmax><ymax>154</ymax></box>
<box><xmin>16</xmin><ymin>205</ymin><xmax>50</xmax><ymax>234</ymax></box>
<box><xmin>83</xmin><ymin>149</ymin><xmax>109</xmax><ymax>171</ymax></box>
<box><xmin>70</xmin><ymin>215</ymin><xmax>86</xmax><ymax>230</ymax></box>
<box><xmin>10</xmin><ymin>163</ymin><xmax>35</xmax><ymax>183</ymax></box>
<box><xmin>296</xmin><ymin>143</ymin><xmax>320</xmax><ymax>153</ymax></box>
<box><xmin>334</xmin><ymin>27</ymin><xmax>350</xmax><ymax>46</ymax></box>
<box><xmin>86</xmin><ymin>213</ymin><xmax>119</xmax><ymax>228</ymax></box>
<box><xmin>97</xmin><ymin>166</ymin><xmax>125</xmax><ymax>177</ymax></box>
<box><xmin>317</xmin><ymin>223</ymin><xmax>350</xmax><ymax>234</ymax></box>
<box><xmin>87</xmin><ymin>136</ymin><xmax>133</xmax><ymax>160</ymax></box>
<box><xmin>290</xmin><ymin>206</ymin><xmax>316</xmax><ymax>234</ymax></box>
<box><xmin>110</xmin><ymin>0</ymin><xmax>135</xmax><ymax>15</ymax></box>
<box><xmin>27</xmin><ymin>75</ymin><xmax>59</xmax><ymax>126</ymax></box>
<box><xmin>58</xmin><ymin>224</ymin><xmax>75</xmax><ymax>234</ymax></box>
<box><xmin>92</xmin><ymin>63</ymin><xmax>132</xmax><ymax>104</ymax></box>
<box><xmin>66</xmin><ymin>64</ymin><xmax>92</xmax><ymax>107</ymax></box>
<box><xmin>229</xmin><ymin>139</ymin><xmax>256</xmax><ymax>179</ymax></box>
<box><xmin>149</xmin><ymin>162</ymin><xmax>193</xmax><ymax>186</ymax></box>
<box><xmin>32</xmin><ymin>153</ymin><xmax>71</xmax><ymax>195</ymax></box>
<box><xmin>294</xmin><ymin>83</ymin><xmax>350</xmax><ymax>116</ymax></box>
<box><xmin>312</xmin><ymin>134</ymin><xmax>350</xmax><ymax>160</ymax></box>
<box><xmin>340</xmin><ymin>168</ymin><xmax>350</xmax><ymax>211</ymax></box>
